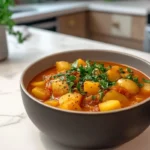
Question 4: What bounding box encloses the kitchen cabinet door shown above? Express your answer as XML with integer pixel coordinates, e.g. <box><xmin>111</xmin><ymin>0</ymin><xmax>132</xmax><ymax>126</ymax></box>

<box><xmin>88</xmin><ymin>12</ymin><xmax>111</xmax><ymax>35</ymax></box>
<box><xmin>58</xmin><ymin>12</ymin><xmax>87</xmax><ymax>38</ymax></box>
<box><xmin>111</xmin><ymin>14</ymin><xmax>132</xmax><ymax>38</ymax></box>
<box><xmin>132</xmin><ymin>16</ymin><xmax>147</xmax><ymax>41</ymax></box>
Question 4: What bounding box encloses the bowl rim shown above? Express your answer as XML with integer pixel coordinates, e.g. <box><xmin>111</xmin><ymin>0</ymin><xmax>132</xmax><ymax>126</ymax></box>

<box><xmin>20</xmin><ymin>49</ymin><xmax>150</xmax><ymax>115</ymax></box>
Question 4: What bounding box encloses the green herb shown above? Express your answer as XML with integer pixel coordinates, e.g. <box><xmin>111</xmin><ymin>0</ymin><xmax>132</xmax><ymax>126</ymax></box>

<box><xmin>58</xmin><ymin>60</ymin><xmax>119</xmax><ymax>93</ymax></box>
<box><xmin>119</xmin><ymin>68</ymin><xmax>125</xmax><ymax>74</ymax></box>
<box><xmin>108</xmin><ymin>81</ymin><xmax>116</xmax><ymax>86</ymax></box>
<box><xmin>94</xmin><ymin>63</ymin><xmax>107</xmax><ymax>73</ymax></box>
<box><xmin>67</xmin><ymin>75</ymin><xmax>76</xmax><ymax>82</ymax></box>
<box><xmin>99</xmin><ymin>73</ymin><xmax>108</xmax><ymax>80</ymax></box>
<box><xmin>133</xmin><ymin>77</ymin><xmax>138</xmax><ymax>83</ymax></box>
<box><xmin>54</xmin><ymin>73</ymin><xmax>65</xmax><ymax>78</ymax></box>
<box><xmin>68</xmin><ymin>82</ymin><xmax>74</xmax><ymax>92</ymax></box>
<box><xmin>99</xmin><ymin>80</ymin><xmax>109</xmax><ymax>89</ymax></box>
<box><xmin>71</xmin><ymin>60</ymin><xmax>78</xmax><ymax>68</ymax></box>
<box><xmin>107</xmin><ymin>65</ymin><xmax>112</xmax><ymax>70</ymax></box>
<box><xmin>143</xmin><ymin>78</ymin><xmax>150</xmax><ymax>83</ymax></box>
<box><xmin>126</xmin><ymin>74</ymin><xmax>133</xmax><ymax>80</ymax></box>
<box><xmin>99</xmin><ymin>91</ymin><xmax>104</xmax><ymax>101</ymax></box>
<box><xmin>127</xmin><ymin>68</ymin><xmax>133</xmax><ymax>73</ymax></box>
<box><xmin>86</xmin><ymin>60</ymin><xmax>91</xmax><ymax>67</ymax></box>
<box><xmin>92</xmin><ymin>95</ymin><xmax>96</xmax><ymax>100</ymax></box>
<box><xmin>66</xmin><ymin>75</ymin><xmax>76</xmax><ymax>92</ymax></box>
<box><xmin>77</xmin><ymin>82</ymin><xmax>86</xmax><ymax>95</ymax></box>
<box><xmin>83</xmin><ymin>74</ymin><xmax>92</xmax><ymax>81</ymax></box>
<box><xmin>138</xmin><ymin>83</ymin><xmax>144</xmax><ymax>88</ymax></box>
<box><xmin>0</xmin><ymin>0</ymin><xmax>25</xmax><ymax>43</ymax></box>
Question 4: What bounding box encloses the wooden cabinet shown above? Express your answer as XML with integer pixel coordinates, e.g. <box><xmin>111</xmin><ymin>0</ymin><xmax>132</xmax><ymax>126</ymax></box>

<box><xmin>88</xmin><ymin>11</ymin><xmax>146</xmax><ymax>50</ymax></box>
<box><xmin>111</xmin><ymin>14</ymin><xmax>132</xmax><ymax>38</ymax></box>
<box><xmin>132</xmin><ymin>16</ymin><xmax>147</xmax><ymax>41</ymax></box>
<box><xmin>88</xmin><ymin>12</ymin><xmax>111</xmax><ymax>35</ymax></box>
<box><xmin>90</xmin><ymin>34</ymin><xmax>143</xmax><ymax>50</ymax></box>
<box><xmin>58</xmin><ymin>11</ymin><xmax>146</xmax><ymax>50</ymax></box>
<box><xmin>58</xmin><ymin>12</ymin><xmax>87</xmax><ymax>38</ymax></box>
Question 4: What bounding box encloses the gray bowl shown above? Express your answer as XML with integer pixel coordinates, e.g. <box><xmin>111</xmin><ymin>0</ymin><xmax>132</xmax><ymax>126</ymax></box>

<box><xmin>20</xmin><ymin>50</ymin><xmax>150</xmax><ymax>149</ymax></box>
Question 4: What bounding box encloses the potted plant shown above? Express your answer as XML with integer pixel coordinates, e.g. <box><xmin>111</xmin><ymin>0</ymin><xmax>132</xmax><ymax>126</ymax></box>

<box><xmin>0</xmin><ymin>0</ymin><xmax>25</xmax><ymax>61</ymax></box>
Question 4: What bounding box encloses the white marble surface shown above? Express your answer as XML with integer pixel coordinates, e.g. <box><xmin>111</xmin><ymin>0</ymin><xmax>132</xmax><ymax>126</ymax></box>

<box><xmin>13</xmin><ymin>1</ymin><xmax>150</xmax><ymax>24</ymax></box>
<box><xmin>0</xmin><ymin>27</ymin><xmax>150</xmax><ymax>150</ymax></box>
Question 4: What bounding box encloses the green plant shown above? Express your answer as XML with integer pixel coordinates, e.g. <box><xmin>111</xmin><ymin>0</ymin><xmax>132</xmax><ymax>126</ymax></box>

<box><xmin>0</xmin><ymin>0</ymin><xmax>25</xmax><ymax>43</ymax></box>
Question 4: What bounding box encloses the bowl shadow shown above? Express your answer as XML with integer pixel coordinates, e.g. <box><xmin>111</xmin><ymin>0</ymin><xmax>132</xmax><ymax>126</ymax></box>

<box><xmin>39</xmin><ymin>126</ymin><xmax>150</xmax><ymax>150</ymax></box>
<box><xmin>39</xmin><ymin>132</ymin><xmax>115</xmax><ymax>150</ymax></box>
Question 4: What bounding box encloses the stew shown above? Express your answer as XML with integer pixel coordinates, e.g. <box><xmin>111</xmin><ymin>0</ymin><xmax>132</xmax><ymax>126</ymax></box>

<box><xmin>28</xmin><ymin>59</ymin><xmax>150</xmax><ymax>112</ymax></box>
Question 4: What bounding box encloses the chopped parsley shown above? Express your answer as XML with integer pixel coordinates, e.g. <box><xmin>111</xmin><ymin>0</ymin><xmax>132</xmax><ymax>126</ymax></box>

<box><xmin>92</xmin><ymin>95</ymin><xmax>96</xmax><ymax>100</ymax></box>
<box><xmin>72</xmin><ymin>60</ymin><xmax>78</xmax><ymax>68</ymax></box>
<box><xmin>54</xmin><ymin>73</ymin><xmax>65</xmax><ymax>78</ymax></box>
<box><xmin>99</xmin><ymin>91</ymin><xmax>104</xmax><ymax>101</ymax></box>
<box><xmin>66</xmin><ymin>75</ymin><xmax>76</xmax><ymax>92</ymax></box>
<box><xmin>119</xmin><ymin>68</ymin><xmax>125</xmax><ymax>74</ymax></box>
<box><xmin>143</xmin><ymin>78</ymin><xmax>150</xmax><ymax>83</ymax></box>
<box><xmin>99</xmin><ymin>80</ymin><xmax>109</xmax><ymax>89</ymax></box>
<box><xmin>77</xmin><ymin>82</ymin><xmax>86</xmax><ymax>95</ymax></box>
<box><xmin>127</xmin><ymin>67</ymin><xmax>133</xmax><ymax>73</ymax></box>
<box><xmin>126</xmin><ymin>74</ymin><xmax>133</xmax><ymax>80</ymax></box>
<box><xmin>53</xmin><ymin>60</ymin><xmax>145</xmax><ymax>95</ymax></box>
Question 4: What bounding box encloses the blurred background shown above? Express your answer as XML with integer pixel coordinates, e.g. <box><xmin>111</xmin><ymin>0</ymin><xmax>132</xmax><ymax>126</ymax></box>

<box><xmin>11</xmin><ymin>0</ymin><xmax>150</xmax><ymax>52</ymax></box>
<box><xmin>13</xmin><ymin>0</ymin><xmax>150</xmax><ymax>5</ymax></box>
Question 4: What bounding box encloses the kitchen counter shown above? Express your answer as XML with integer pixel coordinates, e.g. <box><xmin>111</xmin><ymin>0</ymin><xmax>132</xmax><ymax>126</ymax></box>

<box><xmin>13</xmin><ymin>1</ymin><xmax>150</xmax><ymax>24</ymax></box>
<box><xmin>0</xmin><ymin>27</ymin><xmax>150</xmax><ymax>150</ymax></box>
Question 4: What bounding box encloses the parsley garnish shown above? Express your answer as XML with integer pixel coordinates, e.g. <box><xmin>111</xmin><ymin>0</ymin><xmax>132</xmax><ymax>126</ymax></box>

<box><xmin>53</xmin><ymin>61</ymin><xmax>120</xmax><ymax>93</ymax></box>
<box><xmin>66</xmin><ymin>75</ymin><xmax>76</xmax><ymax>92</ymax></box>
<box><xmin>92</xmin><ymin>95</ymin><xmax>96</xmax><ymax>100</ymax></box>
<box><xmin>99</xmin><ymin>91</ymin><xmax>104</xmax><ymax>101</ymax></box>
<box><xmin>99</xmin><ymin>80</ymin><xmax>109</xmax><ymax>89</ymax></box>
<box><xmin>119</xmin><ymin>68</ymin><xmax>125</xmax><ymax>74</ymax></box>
<box><xmin>127</xmin><ymin>68</ymin><xmax>133</xmax><ymax>73</ymax></box>
<box><xmin>72</xmin><ymin>60</ymin><xmax>78</xmax><ymax>68</ymax></box>
<box><xmin>143</xmin><ymin>78</ymin><xmax>150</xmax><ymax>83</ymax></box>
<box><xmin>77</xmin><ymin>82</ymin><xmax>86</xmax><ymax>95</ymax></box>
<box><xmin>126</xmin><ymin>74</ymin><xmax>133</xmax><ymax>80</ymax></box>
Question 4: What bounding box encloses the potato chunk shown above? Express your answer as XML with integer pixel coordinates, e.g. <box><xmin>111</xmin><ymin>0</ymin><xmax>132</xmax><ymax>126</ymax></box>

<box><xmin>52</xmin><ymin>80</ymin><xmax>69</xmax><ymax>97</ymax></box>
<box><xmin>84</xmin><ymin>81</ymin><xmax>100</xmax><ymax>95</ymax></box>
<box><xmin>107</xmin><ymin>69</ymin><xmax>121</xmax><ymax>82</ymax></box>
<box><xmin>59</xmin><ymin>93</ymin><xmax>82</xmax><ymax>111</ymax></box>
<box><xmin>59</xmin><ymin>93</ymin><xmax>82</xmax><ymax>105</ymax></box>
<box><xmin>31</xmin><ymin>87</ymin><xmax>50</xmax><ymax>100</ymax></box>
<box><xmin>103</xmin><ymin>90</ymin><xmax>129</xmax><ymax>107</ymax></box>
<box><xmin>117</xmin><ymin>79</ymin><xmax>139</xmax><ymax>95</ymax></box>
<box><xmin>141</xmin><ymin>83</ymin><xmax>150</xmax><ymax>94</ymax></box>
<box><xmin>31</xmin><ymin>81</ymin><xmax>45</xmax><ymax>87</ymax></box>
<box><xmin>59</xmin><ymin>100</ymin><xmax>81</xmax><ymax>111</ymax></box>
<box><xmin>77</xmin><ymin>59</ymin><xmax>86</xmax><ymax>67</ymax></box>
<box><xmin>44</xmin><ymin>100</ymin><xmax>59</xmax><ymax>107</ymax></box>
<box><xmin>99</xmin><ymin>100</ymin><xmax>121</xmax><ymax>112</ymax></box>
<box><xmin>111</xmin><ymin>66</ymin><xmax>120</xmax><ymax>71</ymax></box>
<box><xmin>56</xmin><ymin>61</ymin><xmax>71</xmax><ymax>72</ymax></box>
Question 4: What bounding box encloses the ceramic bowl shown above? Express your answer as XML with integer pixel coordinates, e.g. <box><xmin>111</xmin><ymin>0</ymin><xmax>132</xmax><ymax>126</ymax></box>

<box><xmin>20</xmin><ymin>50</ymin><xmax>150</xmax><ymax>149</ymax></box>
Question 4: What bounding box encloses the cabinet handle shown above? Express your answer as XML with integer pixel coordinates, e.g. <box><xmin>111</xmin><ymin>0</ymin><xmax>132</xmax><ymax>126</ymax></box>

<box><xmin>68</xmin><ymin>19</ymin><xmax>76</xmax><ymax>27</ymax></box>
<box><xmin>112</xmin><ymin>22</ymin><xmax>120</xmax><ymax>29</ymax></box>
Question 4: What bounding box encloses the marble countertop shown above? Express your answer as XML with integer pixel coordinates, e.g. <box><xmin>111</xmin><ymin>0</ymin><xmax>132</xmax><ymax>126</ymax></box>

<box><xmin>0</xmin><ymin>27</ymin><xmax>150</xmax><ymax>150</ymax></box>
<box><xmin>13</xmin><ymin>1</ymin><xmax>150</xmax><ymax>24</ymax></box>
